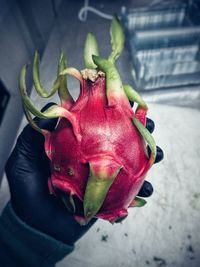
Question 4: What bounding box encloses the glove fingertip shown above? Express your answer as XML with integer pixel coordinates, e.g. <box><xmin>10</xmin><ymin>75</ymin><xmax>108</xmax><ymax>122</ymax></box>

<box><xmin>155</xmin><ymin>146</ymin><xmax>164</xmax><ymax>163</ymax></box>
<box><xmin>146</xmin><ymin>118</ymin><xmax>155</xmax><ymax>133</ymax></box>
<box><xmin>147</xmin><ymin>145</ymin><xmax>164</xmax><ymax>164</ymax></box>
<box><xmin>138</xmin><ymin>181</ymin><xmax>154</xmax><ymax>197</ymax></box>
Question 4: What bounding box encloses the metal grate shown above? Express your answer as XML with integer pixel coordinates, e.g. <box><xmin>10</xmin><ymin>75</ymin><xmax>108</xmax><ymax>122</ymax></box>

<box><xmin>121</xmin><ymin>0</ymin><xmax>200</xmax><ymax>90</ymax></box>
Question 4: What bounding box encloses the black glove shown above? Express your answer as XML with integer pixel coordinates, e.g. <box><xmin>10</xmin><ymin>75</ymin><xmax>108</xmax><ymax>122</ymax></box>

<box><xmin>5</xmin><ymin>103</ymin><xmax>163</xmax><ymax>245</ymax></box>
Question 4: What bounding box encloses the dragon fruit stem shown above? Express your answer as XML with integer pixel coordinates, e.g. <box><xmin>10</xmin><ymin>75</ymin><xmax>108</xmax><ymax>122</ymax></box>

<box><xmin>129</xmin><ymin>197</ymin><xmax>147</xmax><ymax>208</ymax></box>
<box><xmin>57</xmin><ymin>52</ymin><xmax>75</xmax><ymax>108</ymax></box>
<box><xmin>123</xmin><ymin>84</ymin><xmax>148</xmax><ymax>125</ymax></box>
<box><xmin>33</xmin><ymin>51</ymin><xmax>60</xmax><ymax>98</ymax></box>
<box><xmin>19</xmin><ymin>65</ymin><xmax>80</xmax><ymax>139</ymax></box>
<box><xmin>23</xmin><ymin>105</ymin><xmax>48</xmax><ymax>135</ymax></box>
<box><xmin>61</xmin><ymin>194</ymin><xmax>76</xmax><ymax>213</ymax></box>
<box><xmin>123</xmin><ymin>84</ymin><xmax>148</xmax><ymax>110</ymax></box>
<box><xmin>84</xmin><ymin>32</ymin><xmax>99</xmax><ymax>69</ymax></box>
<box><xmin>83</xmin><ymin>157</ymin><xmax>122</xmax><ymax>220</ymax></box>
<box><xmin>133</xmin><ymin>117</ymin><xmax>156</xmax><ymax>166</ymax></box>
<box><xmin>59</xmin><ymin>67</ymin><xmax>83</xmax><ymax>85</ymax></box>
<box><xmin>92</xmin><ymin>55</ymin><xmax>125</xmax><ymax>105</ymax></box>
<box><xmin>108</xmin><ymin>15</ymin><xmax>125</xmax><ymax>63</ymax></box>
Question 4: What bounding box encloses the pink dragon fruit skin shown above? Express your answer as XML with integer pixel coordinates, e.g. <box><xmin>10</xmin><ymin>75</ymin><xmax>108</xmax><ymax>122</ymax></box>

<box><xmin>19</xmin><ymin>16</ymin><xmax>157</xmax><ymax>225</ymax></box>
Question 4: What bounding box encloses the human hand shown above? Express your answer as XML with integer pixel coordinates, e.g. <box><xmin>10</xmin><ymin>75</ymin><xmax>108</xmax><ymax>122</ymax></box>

<box><xmin>5</xmin><ymin>103</ymin><xmax>97</xmax><ymax>245</ymax></box>
<box><xmin>5</xmin><ymin>104</ymin><xmax>163</xmax><ymax>245</ymax></box>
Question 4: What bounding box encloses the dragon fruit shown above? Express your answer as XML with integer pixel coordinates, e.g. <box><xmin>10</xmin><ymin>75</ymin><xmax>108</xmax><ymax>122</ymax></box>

<box><xmin>19</xmin><ymin>16</ymin><xmax>157</xmax><ymax>225</ymax></box>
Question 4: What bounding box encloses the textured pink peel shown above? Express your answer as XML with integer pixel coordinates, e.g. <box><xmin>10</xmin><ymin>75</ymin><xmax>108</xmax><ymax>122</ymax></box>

<box><xmin>135</xmin><ymin>107</ymin><xmax>147</xmax><ymax>126</ymax></box>
<box><xmin>43</xmin><ymin>75</ymin><xmax>151</xmax><ymax>223</ymax></box>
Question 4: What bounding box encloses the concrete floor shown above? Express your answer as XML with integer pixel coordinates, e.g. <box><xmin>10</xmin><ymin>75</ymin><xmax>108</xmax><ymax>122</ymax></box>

<box><xmin>1</xmin><ymin>0</ymin><xmax>200</xmax><ymax>266</ymax></box>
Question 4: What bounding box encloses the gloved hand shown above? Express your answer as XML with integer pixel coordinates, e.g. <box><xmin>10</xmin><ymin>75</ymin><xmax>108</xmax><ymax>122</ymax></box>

<box><xmin>5</xmin><ymin>103</ymin><xmax>163</xmax><ymax>245</ymax></box>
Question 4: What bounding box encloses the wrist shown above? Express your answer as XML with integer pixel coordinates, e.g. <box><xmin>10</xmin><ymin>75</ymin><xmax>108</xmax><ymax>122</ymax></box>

<box><xmin>0</xmin><ymin>201</ymin><xmax>74</xmax><ymax>266</ymax></box>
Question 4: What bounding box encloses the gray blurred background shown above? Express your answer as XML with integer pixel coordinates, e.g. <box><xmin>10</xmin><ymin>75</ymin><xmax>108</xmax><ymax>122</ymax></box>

<box><xmin>0</xmin><ymin>0</ymin><xmax>200</xmax><ymax>266</ymax></box>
